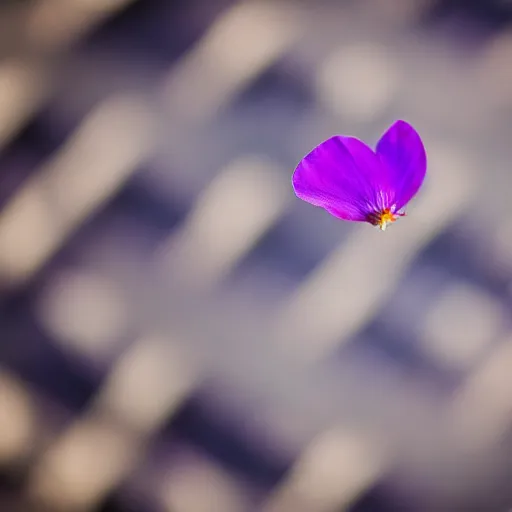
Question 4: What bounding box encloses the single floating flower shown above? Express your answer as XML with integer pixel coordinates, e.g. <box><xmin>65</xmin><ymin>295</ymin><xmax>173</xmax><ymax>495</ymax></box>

<box><xmin>292</xmin><ymin>120</ymin><xmax>427</xmax><ymax>231</ymax></box>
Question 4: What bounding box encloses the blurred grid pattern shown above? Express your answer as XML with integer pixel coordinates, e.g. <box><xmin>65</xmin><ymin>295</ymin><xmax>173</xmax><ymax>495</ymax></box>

<box><xmin>1</xmin><ymin>0</ymin><xmax>512</xmax><ymax>511</ymax></box>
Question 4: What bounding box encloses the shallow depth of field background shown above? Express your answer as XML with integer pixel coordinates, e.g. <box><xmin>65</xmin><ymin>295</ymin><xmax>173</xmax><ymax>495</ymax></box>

<box><xmin>1</xmin><ymin>1</ymin><xmax>512</xmax><ymax>511</ymax></box>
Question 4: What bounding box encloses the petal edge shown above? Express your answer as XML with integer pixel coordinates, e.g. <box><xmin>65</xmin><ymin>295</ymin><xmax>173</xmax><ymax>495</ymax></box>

<box><xmin>376</xmin><ymin>120</ymin><xmax>427</xmax><ymax>210</ymax></box>
<box><xmin>292</xmin><ymin>135</ymin><xmax>387</xmax><ymax>221</ymax></box>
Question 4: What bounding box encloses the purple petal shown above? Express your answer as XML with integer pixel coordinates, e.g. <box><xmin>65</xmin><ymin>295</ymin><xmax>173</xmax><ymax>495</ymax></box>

<box><xmin>376</xmin><ymin>120</ymin><xmax>427</xmax><ymax>211</ymax></box>
<box><xmin>292</xmin><ymin>135</ymin><xmax>390</xmax><ymax>221</ymax></box>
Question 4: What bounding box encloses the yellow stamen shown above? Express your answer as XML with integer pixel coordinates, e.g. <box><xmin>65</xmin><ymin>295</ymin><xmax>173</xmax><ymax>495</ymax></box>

<box><xmin>377</xmin><ymin>209</ymin><xmax>396</xmax><ymax>231</ymax></box>
<box><xmin>368</xmin><ymin>208</ymin><xmax>402</xmax><ymax>231</ymax></box>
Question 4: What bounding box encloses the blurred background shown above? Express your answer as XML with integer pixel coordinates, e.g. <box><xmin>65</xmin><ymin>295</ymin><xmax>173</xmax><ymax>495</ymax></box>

<box><xmin>1</xmin><ymin>0</ymin><xmax>512</xmax><ymax>511</ymax></box>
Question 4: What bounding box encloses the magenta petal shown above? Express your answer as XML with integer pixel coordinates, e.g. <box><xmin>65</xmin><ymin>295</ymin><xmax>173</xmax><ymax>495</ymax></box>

<box><xmin>292</xmin><ymin>135</ymin><xmax>389</xmax><ymax>221</ymax></box>
<box><xmin>376</xmin><ymin>120</ymin><xmax>427</xmax><ymax>211</ymax></box>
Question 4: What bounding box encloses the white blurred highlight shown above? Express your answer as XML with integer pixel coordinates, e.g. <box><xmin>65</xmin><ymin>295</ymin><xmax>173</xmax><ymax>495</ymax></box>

<box><xmin>476</xmin><ymin>30</ymin><xmax>512</xmax><ymax>110</ymax></box>
<box><xmin>96</xmin><ymin>335</ymin><xmax>198</xmax><ymax>433</ymax></box>
<box><xmin>451</xmin><ymin>336</ymin><xmax>512</xmax><ymax>450</ymax></box>
<box><xmin>0</xmin><ymin>371</ymin><xmax>35</xmax><ymax>464</ymax></box>
<box><xmin>316</xmin><ymin>43</ymin><xmax>399</xmax><ymax>121</ymax></box>
<box><xmin>0</xmin><ymin>61</ymin><xmax>48</xmax><ymax>148</ymax></box>
<box><xmin>159</xmin><ymin>156</ymin><xmax>290</xmax><ymax>290</ymax></box>
<box><xmin>421</xmin><ymin>283</ymin><xmax>503</xmax><ymax>371</ymax></box>
<box><xmin>26</xmin><ymin>0</ymin><xmax>137</xmax><ymax>51</ymax></box>
<box><xmin>162</xmin><ymin>451</ymin><xmax>250</xmax><ymax>512</ymax></box>
<box><xmin>29</xmin><ymin>414</ymin><xmax>140</xmax><ymax>510</ymax></box>
<box><xmin>36</xmin><ymin>269</ymin><xmax>128</xmax><ymax>362</ymax></box>
<box><xmin>264</xmin><ymin>429</ymin><xmax>385</xmax><ymax>512</ymax></box>
<box><xmin>162</xmin><ymin>0</ymin><xmax>301</xmax><ymax>122</ymax></box>
<box><xmin>0</xmin><ymin>95</ymin><xmax>152</xmax><ymax>287</ymax></box>
<box><xmin>360</xmin><ymin>0</ymin><xmax>435</xmax><ymax>26</ymax></box>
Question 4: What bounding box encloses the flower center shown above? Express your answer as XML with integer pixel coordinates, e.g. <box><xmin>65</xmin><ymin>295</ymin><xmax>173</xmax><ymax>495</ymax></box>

<box><xmin>368</xmin><ymin>208</ymin><xmax>403</xmax><ymax>231</ymax></box>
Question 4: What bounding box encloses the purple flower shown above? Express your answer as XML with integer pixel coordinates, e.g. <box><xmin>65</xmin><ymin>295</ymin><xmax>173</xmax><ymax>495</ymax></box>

<box><xmin>292</xmin><ymin>120</ymin><xmax>427</xmax><ymax>231</ymax></box>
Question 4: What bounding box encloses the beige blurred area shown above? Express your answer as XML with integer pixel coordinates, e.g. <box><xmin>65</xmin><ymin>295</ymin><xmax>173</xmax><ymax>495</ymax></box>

<box><xmin>1</xmin><ymin>0</ymin><xmax>512</xmax><ymax>511</ymax></box>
